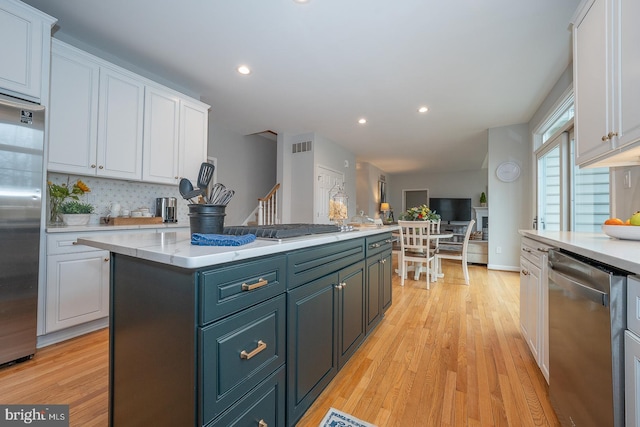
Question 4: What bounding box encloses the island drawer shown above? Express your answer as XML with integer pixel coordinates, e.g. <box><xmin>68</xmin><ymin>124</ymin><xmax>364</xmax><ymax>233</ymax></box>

<box><xmin>199</xmin><ymin>294</ymin><xmax>286</xmax><ymax>425</ymax></box>
<box><xmin>287</xmin><ymin>238</ymin><xmax>365</xmax><ymax>289</ymax></box>
<box><xmin>365</xmin><ymin>232</ymin><xmax>393</xmax><ymax>257</ymax></box>
<box><xmin>199</xmin><ymin>254</ymin><xmax>286</xmax><ymax>324</ymax></box>
<box><xmin>206</xmin><ymin>366</ymin><xmax>285</xmax><ymax>427</ymax></box>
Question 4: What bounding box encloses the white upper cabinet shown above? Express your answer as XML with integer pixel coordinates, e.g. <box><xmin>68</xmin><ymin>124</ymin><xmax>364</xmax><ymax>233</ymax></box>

<box><xmin>179</xmin><ymin>99</ymin><xmax>209</xmax><ymax>185</ymax></box>
<box><xmin>0</xmin><ymin>0</ymin><xmax>56</xmax><ymax>102</ymax></box>
<box><xmin>47</xmin><ymin>40</ymin><xmax>210</xmax><ymax>182</ymax></box>
<box><xmin>573</xmin><ymin>0</ymin><xmax>640</xmax><ymax>167</ymax></box>
<box><xmin>97</xmin><ymin>66</ymin><xmax>145</xmax><ymax>180</ymax></box>
<box><xmin>143</xmin><ymin>85</ymin><xmax>181</xmax><ymax>184</ymax></box>
<box><xmin>48</xmin><ymin>41</ymin><xmax>100</xmax><ymax>175</ymax></box>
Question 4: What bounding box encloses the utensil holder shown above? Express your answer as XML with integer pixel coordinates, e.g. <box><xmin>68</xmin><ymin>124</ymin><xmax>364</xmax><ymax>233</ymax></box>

<box><xmin>188</xmin><ymin>204</ymin><xmax>226</xmax><ymax>235</ymax></box>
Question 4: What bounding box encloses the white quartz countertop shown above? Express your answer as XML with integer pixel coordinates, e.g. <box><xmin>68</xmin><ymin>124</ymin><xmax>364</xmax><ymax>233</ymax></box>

<box><xmin>77</xmin><ymin>226</ymin><xmax>398</xmax><ymax>269</ymax></box>
<box><xmin>519</xmin><ymin>229</ymin><xmax>640</xmax><ymax>275</ymax></box>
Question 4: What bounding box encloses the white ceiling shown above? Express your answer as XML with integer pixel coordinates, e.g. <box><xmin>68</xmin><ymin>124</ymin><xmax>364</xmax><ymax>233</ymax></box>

<box><xmin>24</xmin><ymin>0</ymin><xmax>580</xmax><ymax>174</ymax></box>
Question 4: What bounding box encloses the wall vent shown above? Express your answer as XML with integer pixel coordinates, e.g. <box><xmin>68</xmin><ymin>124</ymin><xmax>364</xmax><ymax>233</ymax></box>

<box><xmin>292</xmin><ymin>140</ymin><xmax>312</xmax><ymax>153</ymax></box>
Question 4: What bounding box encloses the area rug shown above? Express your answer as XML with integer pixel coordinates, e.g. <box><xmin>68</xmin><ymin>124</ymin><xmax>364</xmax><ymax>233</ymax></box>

<box><xmin>319</xmin><ymin>407</ymin><xmax>378</xmax><ymax>427</ymax></box>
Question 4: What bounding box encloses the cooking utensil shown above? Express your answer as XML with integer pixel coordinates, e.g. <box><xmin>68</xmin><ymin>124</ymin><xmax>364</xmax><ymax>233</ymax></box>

<box><xmin>197</xmin><ymin>162</ymin><xmax>215</xmax><ymax>191</ymax></box>
<box><xmin>208</xmin><ymin>183</ymin><xmax>225</xmax><ymax>204</ymax></box>
<box><xmin>178</xmin><ymin>178</ymin><xmax>201</xmax><ymax>203</ymax></box>
<box><xmin>211</xmin><ymin>188</ymin><xmax>234</xmax><ymax>206</ymax></box>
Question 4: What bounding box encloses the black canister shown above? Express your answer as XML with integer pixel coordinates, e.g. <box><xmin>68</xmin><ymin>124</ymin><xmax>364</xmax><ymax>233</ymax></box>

<box><xmin>188</xmin><ymin>204</ymin><xmax>226</xmax><ymax>234</ymax></box>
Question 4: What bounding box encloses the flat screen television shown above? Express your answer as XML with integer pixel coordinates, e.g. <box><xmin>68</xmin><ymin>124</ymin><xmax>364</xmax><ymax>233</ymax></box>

<box><xmin>428</xmin><ymin>198</ymin><xmax>472</xmax><ymax>222</ymax></box>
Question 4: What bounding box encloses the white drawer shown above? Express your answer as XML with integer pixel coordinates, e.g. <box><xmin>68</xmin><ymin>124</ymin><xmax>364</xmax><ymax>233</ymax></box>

<box><xmin>520</xmin><ymin>237</ymin><xmax>552</xmax><ymax>267</ymax></box>
<box><xmin>627</xmin><ymin>276</ymin><xmax>640</xmax><ymax>337</ymax></box>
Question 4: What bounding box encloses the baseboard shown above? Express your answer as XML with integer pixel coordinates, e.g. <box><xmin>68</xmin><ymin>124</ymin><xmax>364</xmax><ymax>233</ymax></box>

<box><xmin>487</xmin><ymin>264</ymin><xmax>520</xmax><ymax>272</ymax></box>
<box><xmin>36</xmin><ymin>317</ymin><xmax>109</xmax><ymax>348</ymax></box>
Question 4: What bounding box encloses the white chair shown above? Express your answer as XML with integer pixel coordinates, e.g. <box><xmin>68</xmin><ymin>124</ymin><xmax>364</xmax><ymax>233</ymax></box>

<box><xmin>398</xmin><ymin>220</ymin><xmax>437</xmax><ymax>289</ymax></box>
<box><xmin>435</xmin><ymin>219</ymin><xmax>475</xmax><ymax>285</ymax></box>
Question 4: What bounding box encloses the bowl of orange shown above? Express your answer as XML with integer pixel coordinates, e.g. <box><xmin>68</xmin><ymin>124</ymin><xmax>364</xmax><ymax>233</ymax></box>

<box><xmin>602</xmin><ymin>217</ymin><xmax>640</xmax><ymax>240</ymax></box>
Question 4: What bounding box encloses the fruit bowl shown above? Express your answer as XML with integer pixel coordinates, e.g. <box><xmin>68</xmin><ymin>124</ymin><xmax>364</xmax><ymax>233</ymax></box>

<box><xmin>602</xmin><ymin>224</ymin><xmax>640</xmax><ymax>240</ymax></box>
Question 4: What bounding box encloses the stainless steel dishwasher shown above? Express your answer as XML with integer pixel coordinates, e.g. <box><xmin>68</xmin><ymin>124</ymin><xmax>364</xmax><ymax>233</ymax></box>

<box><xmin>548</xmin><ymin>249</ymin><xmax>628</xmax><ymax>427</ymax></box>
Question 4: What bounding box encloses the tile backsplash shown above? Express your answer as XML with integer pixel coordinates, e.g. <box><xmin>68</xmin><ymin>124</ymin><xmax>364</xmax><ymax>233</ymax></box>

<box><xmin>47</xmin><ymin>173</ymin><xmax>190</xmax><ymax>224</ymax></box>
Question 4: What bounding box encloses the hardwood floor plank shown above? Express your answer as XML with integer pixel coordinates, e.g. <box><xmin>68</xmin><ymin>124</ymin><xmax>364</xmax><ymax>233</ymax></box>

<box><xmin>0</xmin><ymin>261</ymin><xmax>559</xmax><ymax>427</ymax></box>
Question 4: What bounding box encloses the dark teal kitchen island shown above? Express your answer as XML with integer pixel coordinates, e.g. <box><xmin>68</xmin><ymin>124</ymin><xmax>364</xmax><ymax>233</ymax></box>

<box><xmin>79</xmin><ymin>227</ymin><xmax>394</xmax><ymax>427</ymax></box>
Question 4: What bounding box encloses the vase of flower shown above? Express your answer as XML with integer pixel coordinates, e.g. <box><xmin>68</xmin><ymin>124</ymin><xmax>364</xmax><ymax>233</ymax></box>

<box><xmin>400</xmin><ymin>204</ymin><xmax>440</xmax><ymax>221</ymax></box>
<box><xmin>47</xmin><ymin>178</ymin><xmax>92</xmax><ymax>226</ymax></box>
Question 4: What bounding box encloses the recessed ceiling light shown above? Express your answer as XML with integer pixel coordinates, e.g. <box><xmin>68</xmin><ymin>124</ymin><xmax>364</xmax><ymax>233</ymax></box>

<box><xmin>358</xmin><ymin>118</ymin><xmax>367</xmax><ymax>124</ymax></box>
<box><xmin>237</xmin><ymin>65</ymin><xmax>251</xmax><ymax>75</ymax></box>
<box><xmin>418</xmin><ymin>106</ymin><xmax>429</xmax><ymax>113</ymax></box>
<box><xmin>293</xmin><ymin>0</ymin><xmax>310</xmax><ymax>3</ymax></box>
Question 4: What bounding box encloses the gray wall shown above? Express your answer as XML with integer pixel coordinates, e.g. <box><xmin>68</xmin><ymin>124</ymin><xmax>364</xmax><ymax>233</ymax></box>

<box><xmin>356</xmin><ymin>162</ymin><xmax>388</xmax><ymax>219</ymax></box>
<box><xmin>488</xmin><ymin>124</ymin><xmax>530</xmax><ymax>270</ymax></box>
<box><xmin>208</xmin><ymin>123</ymin><xmax>277</xmax><ymax>226</ymax></box>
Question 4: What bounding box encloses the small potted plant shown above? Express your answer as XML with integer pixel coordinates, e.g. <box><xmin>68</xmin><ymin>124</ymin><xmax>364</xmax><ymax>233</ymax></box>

<box><xmin>480</xmin><ymin>192</ymin><xmax>487</xmax><ymax>207</ymax></box>
<box><xmin>60</xmin><ymin>200</ymin><xmax>95</xmax><ymax>226</ymax></box>
<box><xmin>47</xmin><ymin>177</ymin><xmax>91</xmax><ymax>225</ymax></box>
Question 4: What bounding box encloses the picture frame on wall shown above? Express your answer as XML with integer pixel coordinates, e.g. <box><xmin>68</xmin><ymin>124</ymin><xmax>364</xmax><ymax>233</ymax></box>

<box><xmin>379</xmin><ymin>180</ymin><xmax>386</xmax><ymax>204</ymax></box>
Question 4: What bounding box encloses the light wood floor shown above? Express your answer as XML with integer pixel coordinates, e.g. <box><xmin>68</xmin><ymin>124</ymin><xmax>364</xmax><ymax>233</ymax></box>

<box><xmin>0</xmin><ymin>260</ymin><xmax>558</xmax><ymax>427</ymax></box>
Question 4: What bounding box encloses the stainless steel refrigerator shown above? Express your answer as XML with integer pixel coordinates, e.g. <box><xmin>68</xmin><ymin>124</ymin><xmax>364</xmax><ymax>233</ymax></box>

<box><xmin>0</xmin><ymin>93</ymin><xmax>45</xmax><ymax>366</ymax></box>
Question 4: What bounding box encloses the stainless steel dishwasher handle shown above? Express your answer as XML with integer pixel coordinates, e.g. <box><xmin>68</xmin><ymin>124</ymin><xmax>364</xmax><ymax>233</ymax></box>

<box><xmin>549</xmin><ymin>267</ymin><xmax>609</xmax><ymax>307</ymax></box>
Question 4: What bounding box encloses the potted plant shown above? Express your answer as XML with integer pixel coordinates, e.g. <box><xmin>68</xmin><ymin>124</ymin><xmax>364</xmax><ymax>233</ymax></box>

<box><xmin>47</xmin><ymin>177</ymin><xmax>91</xmax><ymax>224</ymax></box>
<box><xmin>60</xmin><ymin>200</ymin><xmax>94</xmax><ymax>226</ymax></box>
<box><xmin>480</xmin><ymin>192</ymin><xmax>487</xmax><ymax>207</ymax></box>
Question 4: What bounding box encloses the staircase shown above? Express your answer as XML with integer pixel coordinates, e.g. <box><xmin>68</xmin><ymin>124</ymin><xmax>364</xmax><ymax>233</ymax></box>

<box><xmin>244</xmin><ymin>183</ymin><xmax>280</xmax><ymax>225</ymax></box>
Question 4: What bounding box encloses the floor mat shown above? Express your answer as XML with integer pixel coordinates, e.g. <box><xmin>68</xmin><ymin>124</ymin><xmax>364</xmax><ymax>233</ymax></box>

<box><xmin>319</xmin><ymin>407</ymin><xmax>378</xmax><ymax>427</ymax></box>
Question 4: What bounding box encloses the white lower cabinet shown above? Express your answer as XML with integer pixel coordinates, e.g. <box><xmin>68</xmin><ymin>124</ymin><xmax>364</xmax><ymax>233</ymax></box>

<box><xmin>519</xmin><ymin>237</ymin><xmax>551</xmax><ymax>383</ymax></box>
<box><xmin>45</xmin><ymin>249</ymin><xmax>109</xmax><ymax>333</ymax></box>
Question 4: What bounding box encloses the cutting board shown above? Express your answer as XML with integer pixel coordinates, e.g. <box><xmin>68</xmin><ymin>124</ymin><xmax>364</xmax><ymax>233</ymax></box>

<box><xmin>105</xmin><ymin>216</ymin><xmax>164</xmax><ymax>226</ymax></box>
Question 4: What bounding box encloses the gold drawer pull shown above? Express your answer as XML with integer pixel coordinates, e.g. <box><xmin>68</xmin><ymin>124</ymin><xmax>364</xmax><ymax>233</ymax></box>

<box><xmin>240</xmin><ymin>340</ymin><xmax>267</xmax><ymax>360</ymax></box>
<box><xmin>258</xmin><ymin>420</ymin><xmax>268</xmax><ymax>427</ymax></box>
<box><xmin>242</xmin><ymin>278</ymin><xmax>268</xmax><ymax>291</ymax></box>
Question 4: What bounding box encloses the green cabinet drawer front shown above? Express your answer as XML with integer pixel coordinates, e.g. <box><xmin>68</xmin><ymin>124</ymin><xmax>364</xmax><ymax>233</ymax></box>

<box><xmin>381</xmin><ymin>251</ymin><xmax>392</xmax><ymax>312</ymax></box>
<box><xmin>338</xmin><ymin>261</ymin><xmax>366</xmax><ymax>368</ymax></box>
<box><xmin>288</xmin><ymin>238</ymin><xmax>364</xmax><ymax>289</ymax></box>
<box><xmin>366</xmin><ymin>255</ymin><xmax>382</xmax><ymax>334</ymax></box>
<box><xmin>200</xmin><ymin>255</ymin><xmax>286</xmax><ymax>324</ymax></box>
<box><xmin>365</xmin><ymin>232</ymin><xmax>393</xmax><ymax>257</ymax></box>
<box><xmin>207</xmin><ymin>366</ymin><xmax>285</xmax><ymax>427</ymax></box>
<box><xmin>200</xmin><ymin>294</ymin><xmax>286</xmax><ymax>425</ymax></box>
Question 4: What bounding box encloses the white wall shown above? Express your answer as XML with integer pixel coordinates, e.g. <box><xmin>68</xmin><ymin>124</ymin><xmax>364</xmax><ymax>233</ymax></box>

<box><xmin>208</xmin><ymin>123</ymin><xmax>277</xmax><ymax>226</ymax></box>
<box><xmin>278</xmin><ymin>132</ymin><xmax>356</xmax><ymax>224</ymax></box>
<box><xmin>488</xmin><ymin>124</ymin><xmax>530</xmax><ymax>271</ymax></box>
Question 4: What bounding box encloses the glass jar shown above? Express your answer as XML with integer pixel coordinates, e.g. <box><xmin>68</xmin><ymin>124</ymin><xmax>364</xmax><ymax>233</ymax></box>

<box><xmin>329</xmin><ymin>183</ymin><xmax>348</xmax><ymax>226</ymax></box>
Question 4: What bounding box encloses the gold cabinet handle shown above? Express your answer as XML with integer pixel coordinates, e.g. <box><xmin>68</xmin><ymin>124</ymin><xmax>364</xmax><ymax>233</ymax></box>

<box><xmin>340</xmin><ymin>281</ymin><xmax>347</xmax><ymax>288</ymax></box>
<box><xmin>98</xmin><ymin>165</ymin><xmax>104</xmax><ymax>169</ymax></box>
<box><xmin>258</xmin><ymin>420</ymin><xmax>268</xmax><ymax>427</ymax></box>
<box><xmin>521</xmin><ymin>269</ymin><xmax>530</xmax><ymax>276</ymax></box>
<box><xmin>91</xmin><ymin>164</ymin><xmax>97</xmax><ymax>169</ymax></box>
<box><xmin>608</xmin><ymin>131</ymin><xmax>619</xmax><ymax>139</ymax></box>
<box><xmin>602</xmin><ymin>135</ymin><xmax>609</xmax><ymax>141</ymax></box>
<box><xmin>240</xmin><ymin>340</ymin><xmax>267</xmax><ymax>360</ymax></box>
<box><xmin>536</xmin><ymin>247</ymin><xmax>549</xmax><ymax>253</ymax></box>
<box><xmin>242</xmin><ymin>278</ymin><xmax>268</xmax><ymax>291</ymax></box>
<box><xmin>104</xmin><ymin>258</ymin><xmax>110</xmax><ymax>262</ymax></box>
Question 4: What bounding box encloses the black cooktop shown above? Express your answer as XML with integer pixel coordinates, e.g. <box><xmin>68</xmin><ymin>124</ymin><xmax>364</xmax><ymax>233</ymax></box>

<box><xmin>223</xmin><ymin>223</ymin><xmax>341</xmax><ymax>239</ymax></box>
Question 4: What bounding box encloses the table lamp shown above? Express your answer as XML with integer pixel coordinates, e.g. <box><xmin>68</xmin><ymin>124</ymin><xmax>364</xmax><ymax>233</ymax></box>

<box><xmin>380</xmin><ymin>203</ymin><xmax>390</xmax><ymax>221</ymax></box>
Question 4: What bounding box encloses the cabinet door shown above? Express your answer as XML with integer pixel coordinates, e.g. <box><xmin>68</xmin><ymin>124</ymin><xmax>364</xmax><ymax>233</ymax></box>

<box><xmin>143</xmin><ymin>86</ymin><xmax>180</xmax><ymax>184</ymax></box>
<box><xmin>48</xmin><ymin>41</ymin><xmax>100</xmax><ymax>175</ymax></box>
<box><xmin>179</xmin><ymin>99</ymin><xmax>209</xmax><ymax>185</ymax></box>
<box><xmin>45</xmin><ymin>250</ymin><xmax>110</xmax><ymax>333</ymax></box>
<box><xmin>0</xmin><ymin>1</ymin><xmax>54</xmax><ymax>100</ymax></box>
<box><xmin>337</xmin><ymin>261</ymin><xmax>365</xmax><ymax>369</ymax></box>
<box><xmin>617</xmin><ymin>0</ymin><xmax>640</xmax><ymax>149</ymax></box>
<box><xmin>520</xmin><ymin>257</ymin><xmax>540</xmax><ymax>363</ymax></box>
<box><xmin>574</xmin><ymin>0</ymin><xmax>615</xmax><ymax>165</ymax></box>
<box><xmin>97</xmin><ymin>66</ymin><xmax>144</xmax><ymax>180</ymax></box>
<box><xmin>287</xmin><ymin>273</ymin><xmax>339</xmax><ymax>425</ymax></box>
<box><xmin>381</xmin><ymin>251</ymin><xmax>392</xmax><ymax>313</ymax></box>
<box><xmin>365</xmin><ymin>255</ymin><xmax>381</xmax><ymax>335</ymax></box>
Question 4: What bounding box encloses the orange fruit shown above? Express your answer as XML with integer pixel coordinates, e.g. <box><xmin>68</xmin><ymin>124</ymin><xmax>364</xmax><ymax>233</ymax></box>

<box><xmin>604</xmin><ymin>218</ymin><xmax>625</xmax><ymax>225</ymax></box>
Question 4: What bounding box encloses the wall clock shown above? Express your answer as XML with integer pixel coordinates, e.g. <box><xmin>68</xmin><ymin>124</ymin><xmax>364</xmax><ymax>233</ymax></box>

<box><xmin>496</xmin><ymin>161</ymin><xmax>520</xmax><ymax>182</ymax></box>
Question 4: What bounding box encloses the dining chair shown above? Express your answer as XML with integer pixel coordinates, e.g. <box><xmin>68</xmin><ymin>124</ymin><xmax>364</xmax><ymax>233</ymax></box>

<box><xmin>435</xmin><ymin>219</ymin><xmax>475</xmax><ymax>285</ymax></box>
<box><xmin>398</xmin><ymin>220</ymin><xmax>437</xmax><ymax>289</ymax></box>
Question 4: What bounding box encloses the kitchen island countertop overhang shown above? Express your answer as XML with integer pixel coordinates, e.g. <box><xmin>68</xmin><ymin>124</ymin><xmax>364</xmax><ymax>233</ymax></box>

<box><xmin>77</xmin><ymin>226</ymin><xmax>399</xmax><ymax>269</ymax></box>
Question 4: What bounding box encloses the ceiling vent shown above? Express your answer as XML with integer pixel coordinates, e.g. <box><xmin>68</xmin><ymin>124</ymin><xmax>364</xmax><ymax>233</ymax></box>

<box><xmin>292</xmin><ymin>140</ymin><xmax>312</xmax><ymax>154</ymax></box>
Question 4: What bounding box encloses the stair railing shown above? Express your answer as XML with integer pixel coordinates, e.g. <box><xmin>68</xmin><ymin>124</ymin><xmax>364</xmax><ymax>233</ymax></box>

<box><xmin>257</xmin><ymin>183</ymin><xmax>280</xmax><ymax>225</ymax></box>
